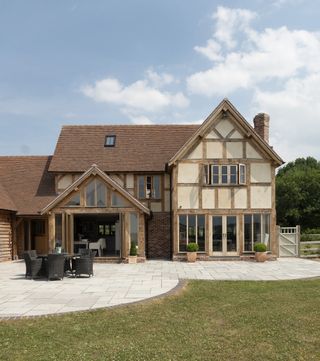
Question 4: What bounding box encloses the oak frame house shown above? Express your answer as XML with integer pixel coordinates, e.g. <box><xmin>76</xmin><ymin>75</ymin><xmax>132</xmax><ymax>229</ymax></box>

<box><xmin>0</xmin><ymin>99</ymin><xmax>283</xmax><ymax>262</ymax></box>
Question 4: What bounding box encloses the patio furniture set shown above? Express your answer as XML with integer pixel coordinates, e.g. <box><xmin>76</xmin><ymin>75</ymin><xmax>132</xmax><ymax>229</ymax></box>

<box><xmin>23</xmin><ymin>249</ymin><xmax>96</xmax><ymax>280</ymax></box>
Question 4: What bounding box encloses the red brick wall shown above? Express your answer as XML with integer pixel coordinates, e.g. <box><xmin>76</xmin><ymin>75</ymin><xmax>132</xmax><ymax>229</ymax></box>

<box><xmin>147</xmin><ymin>212</ymin><xmax>171</xmax><ymax>259</ymax></box>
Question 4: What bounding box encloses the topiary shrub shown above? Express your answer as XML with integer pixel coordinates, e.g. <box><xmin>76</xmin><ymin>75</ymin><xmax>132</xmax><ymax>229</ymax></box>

<box><xmin>130</xmin><ymin>241</ymin><xmax>137</xmax><ymax>256</ymax></box>
<box><xmin>254</xmin><ymin>242</ymin><xmax>267</xmax><ymax>252</ymax></box>
<box><xmin>187</xmin><ymin>242</ymin><xmax>199</xmax><ymax>252</ymax></box>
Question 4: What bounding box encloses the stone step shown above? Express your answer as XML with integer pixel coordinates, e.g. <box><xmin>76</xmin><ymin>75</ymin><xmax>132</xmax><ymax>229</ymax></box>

<box><xmin>94</xmin><ymin>257</ymin><xmax>122</xmax><ymax>264</ymax></box>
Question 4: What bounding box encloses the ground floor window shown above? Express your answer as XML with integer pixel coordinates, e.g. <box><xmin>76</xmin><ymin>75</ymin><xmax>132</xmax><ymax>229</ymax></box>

<box><xmin>179</xmin><ymin>214</ymin><xmax>205</xmax><ymax>252</ymax></box>
<box><xmin>244</xmin><ymin>213</ymin><xmax>270</xmax><ymax>252</ymax></box>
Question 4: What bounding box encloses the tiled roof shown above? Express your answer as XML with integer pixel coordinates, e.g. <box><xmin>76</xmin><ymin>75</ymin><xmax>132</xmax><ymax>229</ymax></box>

<box><xmin>49</xmin><ymin>125</ymin><xmax>200</xmax><ymax>172</ymax></box>
<box><xmin>0</xmin><ymin>156</ymin><xmax>56</xmax><ymax>215</ymax></box>
<box><xmin>0</xmin><ymin>182</ymin><xmax>16</xmax><ymax>211</ymax></box>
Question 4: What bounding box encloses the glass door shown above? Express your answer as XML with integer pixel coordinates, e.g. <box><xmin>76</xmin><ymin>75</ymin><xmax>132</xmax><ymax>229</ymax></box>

<box><xmin>212</xmin><ymin>215</ymin><xmax>238</xmax><ymax>256</ymax></box>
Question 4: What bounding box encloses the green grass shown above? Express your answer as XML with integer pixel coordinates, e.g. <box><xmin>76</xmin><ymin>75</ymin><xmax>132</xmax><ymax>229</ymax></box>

<box><xmin>0</xmin><ymin>279</ymin><xmax>320</xmax><ymax>361</ymax></box>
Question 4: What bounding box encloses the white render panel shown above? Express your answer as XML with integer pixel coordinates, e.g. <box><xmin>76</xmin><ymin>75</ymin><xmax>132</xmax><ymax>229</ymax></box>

<box><xmin>250</xmin><ymin>186</ymin><xmax>272</xmax><ymax>208</ymax></box>
<box><xmin>177</xmin><ymin>163</ymin><xmax>199</xmax><ymax>183</ymax></box>
<box><xmin>218</xmin><ymin>189</ymin><xmax>231</xmax><ymax>208</ymax></box>
<box><xmin>246</xmin><ymin>143</ymin><xmax>263</xmax><ymax>159</ymax></box>
<box><xmin>150</xmin><ymin>202</ymin><xmax>162</xmax><ymax>212</ymax></box>
<box><xmin>164</xmin><ymin>190</ymin><xmax>170</xmax><ymax>212</ymax></box>
<box><xmin>58</xmin><ymin>174</ymin><xmax>73</xmax><ymax>190</ymax></box>
<box><xmin>251</xmin><ymin>163</ymin><xmax>272</xmax><ymax>183</ymax></box>
<box><xmin>126</xmin><ymin>174</ymin><xmax>134</xmax><ymax>188</ymax></box>
<box><xmin>205</xmin><ymin>130</ymin><xmax>220</xmax><ymax>139</ymax></box>
<box><xmin>178</xmin><ymin>186</ymin><xmax>199</xmax><ymax>209</ymax></box>
<box><xmin>229</xmin><ymin>130</ymin><xmax>243</xmax><ymax>139</ymax></box>
<box><xmin>186</xmin><ymin>142</ymin><xmax>203</xmax><ymax>159</ymax></box>
<box><xmin>234</xmin><ymin>188</ymin><xmax>247</xmax><ymax>208</ymax></box>
<box><xmin>226</xmin><ymin>142</ymin><xmax>243</xmax><ymax>158</ymax></box>
<box><xmin>206</xmin><ymin>142</ymin><xmax>223</xmax><ymax>158</ymax></box>
<box><xmin>202</xmin><ymin>189</ymin><xmax>215</xmax><ymax>209</ymax></box>
<box><xmin>215</xmin><ymin>119</ymin><xmax>234</xmax><ymax>138</ymax></box>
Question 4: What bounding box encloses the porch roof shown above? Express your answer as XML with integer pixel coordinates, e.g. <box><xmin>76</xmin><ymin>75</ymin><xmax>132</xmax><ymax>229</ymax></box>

<box><xmin>41</xmin><ymin>164</ymin><xmax>150</xmax><ymax>215</ymax></box>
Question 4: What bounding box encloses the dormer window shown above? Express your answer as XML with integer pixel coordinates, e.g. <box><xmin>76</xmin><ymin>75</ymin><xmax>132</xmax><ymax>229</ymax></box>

<box><xmin>105</xmin><ymin>135</ymin><xmax>116</xmax><ymax>147</ymax></box>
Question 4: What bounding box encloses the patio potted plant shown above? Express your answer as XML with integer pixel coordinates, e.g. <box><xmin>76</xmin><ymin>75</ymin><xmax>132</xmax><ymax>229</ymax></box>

<box><xmin>254</xmin><ymin>242</ymin><xmax>268</xmax><ymax>262</ymax></box>
<box><xmin>186</xmin><ymin>242</ymin><xmax>199</xmax><ymax>263</ymax></box>
<box><xmin>128</xmin><ymin>241</ymin><xmax>138</xmax><ymax>264</ymax></box>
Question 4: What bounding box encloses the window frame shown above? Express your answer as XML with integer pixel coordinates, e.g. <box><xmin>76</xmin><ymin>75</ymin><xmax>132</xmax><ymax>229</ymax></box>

<box><xmin>104</xmin><ymin>135</ymin><xmax>116</xmax><ymax>147</ymax></box>
<box><xmin>85</xmin><ymin>179</ymin><xmax>107</xmax><ymax>207</ymax></box>
<box><xmin>178</xmin><ymin>214</ymin><xmax>206</xmax><ymax>253</ymax></box>
<box><xmin>243</xmin><ymin>213</ymin><xmax>270</xmax><ymax>252</ymax></box>
<box><xmin>137</xmin><ymin>175</ymin><xmax>161</xmax><ymax>200</ymax></box>
<box><xmin>204</xmin><ymin>164</ymin><xmax>246</xmax><ymax>186</ymax></box>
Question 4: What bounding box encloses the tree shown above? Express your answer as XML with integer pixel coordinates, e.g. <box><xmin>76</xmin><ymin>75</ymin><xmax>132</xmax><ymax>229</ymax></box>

<box><xmin>276</xmin><ymin>157</ymin><xmax>320</xmax><ymax>229</ymax></box>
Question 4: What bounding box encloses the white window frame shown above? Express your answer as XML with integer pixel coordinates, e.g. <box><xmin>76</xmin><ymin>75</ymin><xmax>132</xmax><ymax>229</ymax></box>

<box><xmin>204</xmin><ymin>164</ymin><xmax>246</xmax><ymax>186</ymax></box>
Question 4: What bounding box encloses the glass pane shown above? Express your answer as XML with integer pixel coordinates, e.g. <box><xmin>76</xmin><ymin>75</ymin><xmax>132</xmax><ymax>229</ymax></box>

<box><xmin>179</xmin><ymin>215</ymin><xmax>187</xmax><ymax>252</ymax></box>
<box><xmin>96</xmin><ymin>180</ymin><xmax>106</xmax><ymax>206</ymax></box>
<box><xmin>112</xmin><ymin>192</ymin><xmax>129</xmax><ymax>207</ymax></box>
<box><xmin>188</xmin><ymin>215</ymin><xmax>196</xmax><ymax>243</ymax></box>
<box><xmin>212</xmin><ymin>165</ymin><xmax>219</xmax><ymax>184</ymax></box>
<box><xmin>212</xmin><ymin>216</ymin><xmax>223</xmax><ymax>252</ymax></box>
<box><xmin>197</xmin><ymin>215</ymin><xmax>205</xmax><ymax>251</ymax></box>
<box><xmin>244</xmin><ymin>214</ymin><xmax>252</xmax><ymax>251</ymax></box>
<box><xmin>153</xmin><ymin>176</ymin><xmax>160</xmax><ymax>199</ymax></box>
<box><xmin>226</xmin><ymin>216</ymin><xmax>237</xmax><ymax>252</ymax></box>
<box><xmin>230</xmin><ymin>165</ymin><xmax>237</xmax><ymax>184</ymax></box>
<box><xmin>253</xmin><ymin>214</ymin><xmax>261</xmax><ymax>244</ymax></box>
<box><xmin>86</xmin><ymin>181</ymin><xmax>95</xmax><ymax>206</ymax></box>
<box><xmin>239</xmin><ymin>164</ymin><xmax>246</xmax><ymax>184</ymax></box>
<box><xmin>55</xmin><ymin>214</ymin><xmax>62</xmax><ymax>244</ymax></box>
<box><xmin>130</xmin><ymin>213</ymin><xmax>138</xmax><ymax>244</ymax></box>
<box><xmin>204</xmin><ymin>165</ymin><xmax>209</xmax><ymax>184</ymax></box>
<box><xmin>263</xmin><ymin>214</ymin><xmax>270</xmax><ymax>248</ymax></box>
<box><xmin>146</xmin><ymin>176</ymin><xmax>152</xmax><ymax>199</ymax></box>
<box><xmin>66</xmin><ymin>192</ymin><xmax>80</xmax><ymax>206</ymax></box>
<box><xmin>138</xmin><ymin>176</ymin><xmax>145</xmax><ymax>199</ymax></box>
<box><xmin>221</xmin><ymin>165</ymin><xmax>228</xmax><ymax>184</ymax></box>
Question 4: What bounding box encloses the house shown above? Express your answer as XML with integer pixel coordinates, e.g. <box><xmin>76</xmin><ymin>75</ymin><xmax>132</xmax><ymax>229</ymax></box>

<box><xmin>0</xmin><ymin>99</ymin><xmax>283</xmax><ymax>262</ymax></box>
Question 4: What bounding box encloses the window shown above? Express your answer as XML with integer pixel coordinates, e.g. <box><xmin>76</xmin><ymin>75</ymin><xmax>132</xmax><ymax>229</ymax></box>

<box><xmin>98</xmin><ymin>224</ymin><xmax>116</xmax><ymax>236</ymax></box>
<box><xmin>138</xmin><ymin>175</ymin><xmax>161</xmax><ymax>199</ymax></box>
<box><xmin>85</xmin><ymin>179</ymin><xmax>106</xmax><ymax>207</ymax></box>
<box><xmin>204</xmin><ymin>164</ymin><xmax>246</xmax><ymax>185</ymax></box>
<box><xmin>66</xmin><ymin>192</ymin><xmax>80</xmax><ymax>206</ymax></box>
<box><xmin>244</xmin><ymin>214</ymin><xmax>270</xmax><ymax>252</ymax></box>
<box><xmin>111</xmin><ymin>192</ymin><xmax>129</xmax><ymax>207</ymax></box>
<box><xmin>179</xmin><ymin>214</ymin><xmax>205</xmax><ymax>252</ymax></box>
<box><xmin>104</xmin><ymin>135</ymin><xmax>116</xmax><ymax>147</ymax></box>
<box><xmin>130</xmin><ymin>213</ymin><xmax>138</xmax><ymax>245</ymax></box>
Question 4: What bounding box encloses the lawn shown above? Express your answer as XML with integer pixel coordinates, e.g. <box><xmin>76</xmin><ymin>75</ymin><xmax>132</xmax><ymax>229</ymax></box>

<box><xmin>0</xmin><ymin>279</ymin><xmax>319</xmax><ymax>361</ymax></box>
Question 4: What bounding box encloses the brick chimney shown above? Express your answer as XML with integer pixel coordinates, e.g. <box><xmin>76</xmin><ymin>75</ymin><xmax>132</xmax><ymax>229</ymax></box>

<box><xmin>253</xmin><ymin>113</ymin><xmax>270</xmax><ymax>143</ymax></box>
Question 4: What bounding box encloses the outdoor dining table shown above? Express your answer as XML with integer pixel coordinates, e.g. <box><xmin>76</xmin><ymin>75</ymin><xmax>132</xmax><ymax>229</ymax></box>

<box><xmin>37</xmin><ymin>253</ymin><xmax>81</xmax><ymax>277</ymax></box>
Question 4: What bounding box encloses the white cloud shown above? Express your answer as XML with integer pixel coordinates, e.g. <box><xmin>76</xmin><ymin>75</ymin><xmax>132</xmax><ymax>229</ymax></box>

<box><xmin>188</xmin><ymin>5</ymin><xmax>320</xmax><ymax>161</ymax></box>
<box><xmin>213</xmin><ymin>6</ymin><xmax>256</xmax><ymax>49</ymax></box>
<box><xmin>81</xmin><ymin>72</ymin><xmax>189</xmax><ymax>122</ymax></box>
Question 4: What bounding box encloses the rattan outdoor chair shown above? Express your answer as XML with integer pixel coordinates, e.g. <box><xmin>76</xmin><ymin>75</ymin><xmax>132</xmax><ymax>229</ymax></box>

<box><xmin>23</xmin><ymin>251</ymin><xmax>43</xmax><ymax>279</ymax></box>
<box><xmin>47</xmin><ymin>254</ymin><xmax>65</xmax><ymax>280</ymax></box>
<box><xmin>73</xmin><ymin>251</ymin><xmax>96</xmax><ymax>277</ymax></box>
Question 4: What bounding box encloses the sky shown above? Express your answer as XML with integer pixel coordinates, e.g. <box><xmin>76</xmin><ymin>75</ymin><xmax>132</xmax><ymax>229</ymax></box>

<box><xmin>1</xmin><ymin>0</ymin><xmax>320</xmax><ymax>162</ymax></box>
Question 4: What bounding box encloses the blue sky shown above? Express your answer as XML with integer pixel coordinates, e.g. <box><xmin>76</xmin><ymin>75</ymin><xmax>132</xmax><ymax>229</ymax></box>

<box><xmin>1</xmin><ymin>0</ymin><xmax>320</xmax><ymax>161</ymax></box>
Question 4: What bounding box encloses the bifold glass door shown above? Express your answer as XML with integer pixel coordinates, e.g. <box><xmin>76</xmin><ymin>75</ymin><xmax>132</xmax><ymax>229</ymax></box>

<box><xmin>212</xmin><ymin>216</ymin><xmax>238</xmax><ymax>255</ymax></box>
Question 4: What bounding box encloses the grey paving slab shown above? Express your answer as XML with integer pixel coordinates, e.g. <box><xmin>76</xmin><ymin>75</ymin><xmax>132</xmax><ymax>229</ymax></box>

<box><xmin>0</xmin><ymin>258</ymin><xmax>319</xmax><ymax>318</ymax></box>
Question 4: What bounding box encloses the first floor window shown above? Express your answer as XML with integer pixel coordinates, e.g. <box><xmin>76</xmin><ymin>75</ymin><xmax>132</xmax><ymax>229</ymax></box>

<box><xmin>179</xmin><ymin>214</ymin><xmax>205</xmax><ymax>252</ymax></box>
<box><xmin>85</xmin><ymin>179</ymin><xmax>106</xmax><ymax>207</ymax></box>
<box><xmin>204</xmin><ymin>164</ymin><xmax>246</xmax><ymax>185</ymax></box>
<box><xmin>244</xmin><ymin>214</ymin><xmax>270</xmax><ymax>252</ymax></box>
<box><xmin>138</xmin><ymin>175</ymin><xmax>161</xmax><ymax>199</ymax></box>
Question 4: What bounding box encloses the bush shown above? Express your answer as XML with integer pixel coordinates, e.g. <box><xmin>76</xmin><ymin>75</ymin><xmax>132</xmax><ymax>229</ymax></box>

<box><xmin>187</xmin><ymin>242</ymin><xmax>199</xmax><ymax>252</ymax></box>
<box><xmin>254</xmin><ymin>243</ymin><xmax>267</xmax><ymax>252</ymax></box>
<box><xmin>130</xmin><ymin>241</ymin><xmax>137</xmax><ymax>256</ymax></box>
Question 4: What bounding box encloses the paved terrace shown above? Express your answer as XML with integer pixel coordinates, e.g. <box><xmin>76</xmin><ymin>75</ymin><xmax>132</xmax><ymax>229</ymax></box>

<box><xmin>0</xmin><ymin>258</ymin><xmax>320</xmax><ymax>318</ymax></box>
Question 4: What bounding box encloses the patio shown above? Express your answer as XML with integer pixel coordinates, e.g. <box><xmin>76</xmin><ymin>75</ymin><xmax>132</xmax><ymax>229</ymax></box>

<box><xmin>0</xmin><ymin>258</ymin><xmax>320</xmax><ymax>318</ymax></box>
